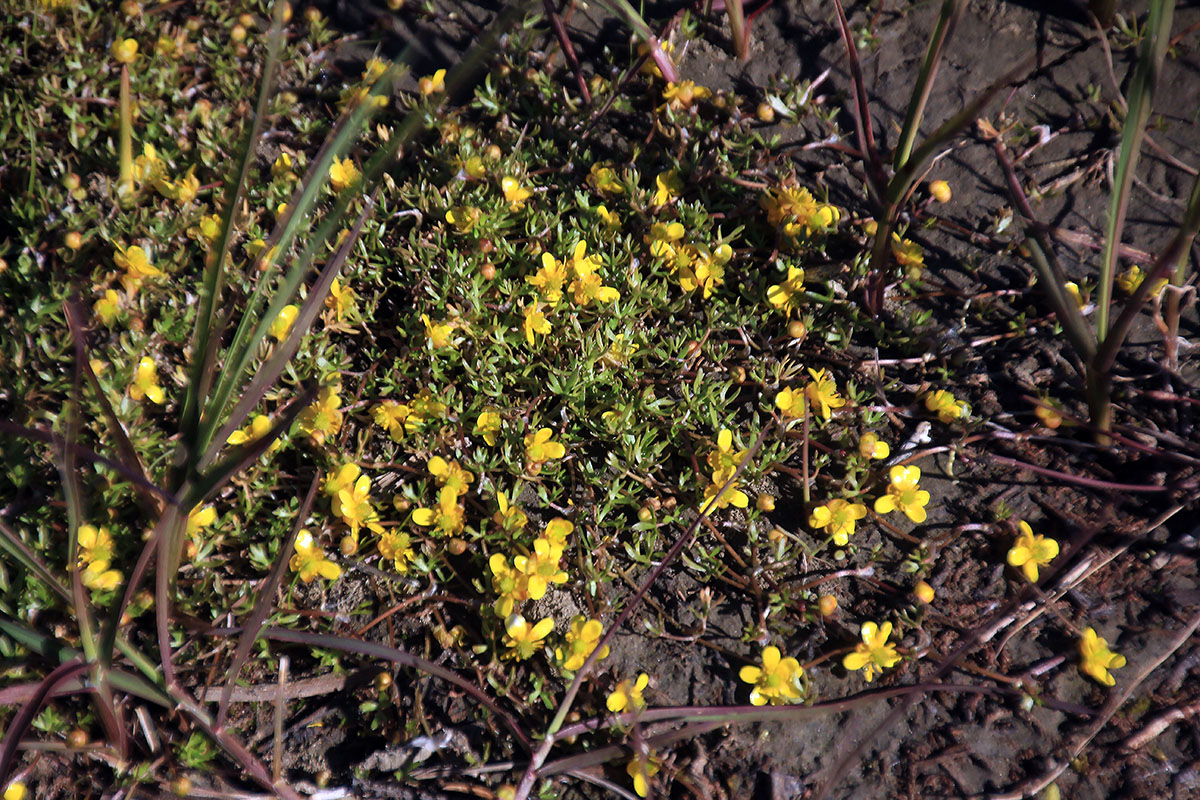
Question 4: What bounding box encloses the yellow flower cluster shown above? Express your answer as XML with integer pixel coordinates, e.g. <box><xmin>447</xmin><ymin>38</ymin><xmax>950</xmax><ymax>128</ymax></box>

<box><xmin>775</xmin><ymin>368</ymin><xmax>845</xmax><ymax>421</ymax></box>
<box><xmin>327</xmin><ymin>464</ymin><xmax>385</xmax><ymax>541</ymax></box>
<box><xmin>644</xmin><ymin>221</ymin><xmax>732</xmax><ymax>299</ymax></box>
<box><xmin>489</xmin><ymin>521</ymin><xmax>571</xmax><ymax>616</ymax></box>
<box><xmin>410</xmin><ymin>455</ymin><xmax>474</xmax><ymax>539</ymax></box>
<box><xmin>761</xmin><ymin>184</ymin><xmax>840</xmax><ymax>246</ymax></box>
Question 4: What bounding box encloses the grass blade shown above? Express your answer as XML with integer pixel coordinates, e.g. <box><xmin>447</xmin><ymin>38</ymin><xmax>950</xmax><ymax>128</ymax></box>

<box><xmin>892</xmin><ymin>0</ymin><xmax>965</xmax><ymax>171</ymax></box>
<box><xmin>1096</xmin><ymin>0</ymin><xmax>1174</xmax><ymax>337</ymax></box>
<box><xmin>177</xmin><ymin>1</ymin><xmax>290</xmax><ymax>470</ymax></box>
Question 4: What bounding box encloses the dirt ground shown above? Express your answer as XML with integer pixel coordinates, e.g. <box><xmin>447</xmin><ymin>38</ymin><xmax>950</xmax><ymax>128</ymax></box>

<box><xmin>212</xmin><ymin>1</ymin><xmax>1200</xmax><ymax>797</ymax></box>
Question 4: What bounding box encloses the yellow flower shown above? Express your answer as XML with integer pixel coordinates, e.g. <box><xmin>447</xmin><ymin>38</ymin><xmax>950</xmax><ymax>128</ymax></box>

<box><xmin>4</xmin><ymin>781</ymin><xmax>29</xmax><ymax>800</ymax></box>
<box><xmin>766</xmin><ymin>265</ymin><xmax>805</xmax><ymax>313</ymax></box>
<box><xmin>428</xmin><ymin>455</ymin><xmax>473</xmax><ymax>497</ymax></box>
<box><xmin>805</xmin><ymin>368</ymin><xmax>845</xmax><ymax>420</ymax></box>
<box><xmin>1064</xmin><ymin>281</ymin><xmax>1087</xmax><ymax>310</ymax></box>
<box><xmin>445</xmin><ymin>205</ymin><xmax>482</xmax><ymax>233</ymax></box>
<box><xmin>272</xmin><ymin>152</ymin><xmax>295</xmax><ymax>180</ymax></box>
<box><xmin>646</xmin><ymin>221</ymin><xmax>685</xmax><ymax>261</ymax></box>
<box><xmin>493</xmin><ymin>492</ymin><xmax>528</xmax><ymax>533</ymax></box>
<box><xmin>456</xmin><ymin>154</ymin><xmax>486</xmax><ymax>179</ymax></box>
<box><xmin>158</xmin><ymin>166</ymin><xmax>200</xmax><ymax>204</ymax></box>
<box><xmin>542</xmin><ymin>517</ymin><xmax>572</xmax><ymax>547</ymax></box>
<box><xmin>588</xmin><ymin>163</ymin><xmax>624</xmax><ymax>195</ymax></box>
<box><xmin>372</xmin><ymin>400</ymin><xmax>416</xmax><ymax>441</ymax></box>
<box><xmin>843</xmin><ymin>620</ymin><xmax>902</xmax><ymax>682</ymax></box>
<box><xmin>502</xmin><ymin>614</ymin><xmax>554</xmax><ymax>660</ymax></box>
<box><xmin>114</xmin><ymin>244</ymin><xmax>163</xmax><ymax>295</ymax></box>
<box><xmin>328</xmin><ymin>157</ymin><xmax>360</xmax><ymax>192</ymax></box>
<box><xmin>188</xmin><ymin>213</ymin><xmax>222</xmax><ymax>243</ymax></box>
<box><xmin>270</xmin><ymin>304</ymin><xmax>299</xmax><ymax>341</ymax></box>
<box><xmin>296</xmin><ymin>384</ymin><xmax>343</xmax><ymax>445</ymax></box>
<box><xmin>929</xmin><ymin>180</ymin><xmax>952</xmax><ymax>203</ymax></box>
<box><xmin>808</xmin><ymin>499</ymin><xmax>867</xmax><ymax>546</ymax></box>
<box><xmin>378</xmin><ymin>530</ymin><xmax>415</xmax><ymax>573</ymax></box>
<box><xmin>774</xmin><ymin>387</ymin><xmax>804</xmax><ymax>418</ymax></box>
<box><xmin>525</xmin><ymin>427</ymin><xmax>565</xmax><ymax>467</ymax></box>
<box><xmin>325</xmin><ymin>278</ymin><xmax>356</xmax><ymax>322</ymax></box>
<box><xmin>475</xmin><ymin>408</ymin><xmax>501</xmax><ymax>446</ymax></box>
<box><xmin>111</xmin><ymin>38</ymin><xmax>138</xmax><ymax>64</ymax></box>
<box><xmin>501</xmin><ymin>176</ymin><xmax>532</xmax><ymax>210</ymax></box>
<box><xmin>924</xmin><ymin>389</ymin><xmax>968</xmax><ymax>423</ymax></box>
<box><xmin>514</xmin><ymin>537</ymin><xmax>568</xmax><ymax>599</ymax></box>
<box><xmin>227</xmin><ymin>414</ymin><xmax>282</xmax><ymax>453</ymax></box>
<box><xmin>411</xmin><ymin>388</ymin><xmax>447</xmax><ymax>423</ymax></box>
<box><xmin>332</xmin><ymin>474</ymin><xmax>384</xmax><ymax>536</ymax></box>
<box><xmin>706</xmin><ymin>429</ymin><xmax>749</xmax><ymax>474</ymax></box>
<box><xmin>289</xmin><ymin>530</ymin><xmax>341</xmax><ymax>583</ymax></box>
<box><xmin>556</xmin><ymin>615</ymin><xmax>609</xmax><ymax>671</ymax></box>
<box><xmin>129</xmin><ymin>357</ymin><xmax>166</xmax><ymax>404</ymax></box>
<box><xmin>677</xmin><ymin>243</ymin><xmax>731</xmax><ymax>299</ymax></box>
<box><xmin>595</xmin><ymin>204</ymin><xmax>621</xmax><ymax>229</ymax></box>
<box><xmin>418</xmin><ymin>68</ymin><xmax>446</xmax><ymax>96</ymax></box>
<box><xmin>77</xmin><ymin>524</ymin><xmax>122</xmax><ymax>590</ymax></box>
<box><xmin>859</xmin><ymin>433</ymin><xmax>890</xmax><ymax>460</ymax></box>
<box><xmin>421</xmin><ymin>314</ymin><xmax>457</xmax><ymax>349</ymax></box>
<box><xmin>1079</xmin><ymin>627</ymin><xmax>1126</xmax><ymax>687</ymax></box>
<box><xmin>701</xmin><ymin>467</ymin><xmax>749</xmax><ymax>512</ymax></box>
<box><xmin>527</xmin><ymin>252</ymin><xmax>569</xmax><ymax>305</ymax></box>
<box><xmin>738</xmin><ymin>645</ymin><xmax>804</xmax><ymax>706</ymax></box>
<box><xmin>411</xmin><ymin>486</ymin><xmax>465</xmax><ymax>537</ymax></box>
<box><xmin>323</xmin><ymin>463</ymin><xmax>362</xmax><ymax>498</ymax></box>
<box><xmin>652</xmin><ymin>169</ymin><xmax>683</xmax><ymax>206</ymax></box>
<box><xmin>1116</xmin><ymin>264</ymin><xmax>1167</xmax><ymax>296</ymax></box>
<box><xmin>133</xmin><ymin>144</ymin><xmax>165</xmax><ymax>185</ymax></box>
<box><xmin>661</xmin><ymin>80</ymin><xmax>712</xmax><ymax>110</ymax></box>
<box><xmin>891</xmin><ymin>234</ymin><xmax>924</xmax><ymax>277</ymax></box>
<box><xmin>569</xmin><ymin>271</ymin><xmax>620</xmax><ymax>306</ymax></box>
<box><xmin>607</xmin><ymin>673</ymin><xmax>649</xmax><ymax>712</ymax></box>
<box><xmin>489</xmin><ymin>554</ymin><xmax>526</xmax><ymax>617</ymax></box>
<box><xmin>93</xmin><ymin>289</ymin><xmax>121</xmax><ymax>326</ymax></box>
<box><xmin>762</xmin><ymin>185</ymin><xmax>836</xmax><ymax>241</ymax></box>
<box><xmin>872</xmin><ymin>465</ymin><xmax>930</xmax><ymax>523</ymax></box>
<box><xmin>566</xmin><ymin>240</ymin><xmax>603</xmax><ymax>277</ymax></box>
<box><xmin>186</xmin><ymin>505</ymin><xmax>217</xmax><ymax>537</ymax></box>
<box><xmin>522</xmin><ymin>302</ymin><xmax>551</xmax><ymax>345</ymax></box>
<box><xmin>626</xmin><ymin>753</ymin><xmax>661</xmax><ymax>798</ymax></box>
<box><xmin>1005</xmin><ymin>520</ymin><xmax>1059</xmax><ymax>582</ymax></box>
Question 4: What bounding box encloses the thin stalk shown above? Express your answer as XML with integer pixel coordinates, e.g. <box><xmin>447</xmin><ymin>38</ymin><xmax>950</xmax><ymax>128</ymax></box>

<box><xmin>118</xmin><ymin>65</ymin><xmax>133</xmax><ymax>200</ymax></box>
<box><xmin>726</xmin><ymin>0</ymin><xmax>748</xmax><ymax>61</ymax></box>
<box><xmin>893</xmin><ymin>0</ymin><xmax>964</xmax><ymax>172</ymax></box>
<box><xmin>1097</xmin><ymin>0</ymin><xmax>1174</xmax><ymax>338</ymax></box>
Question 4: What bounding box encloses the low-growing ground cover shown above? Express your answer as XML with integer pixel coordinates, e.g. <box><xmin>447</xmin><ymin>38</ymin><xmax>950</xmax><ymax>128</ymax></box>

<box><xmin>1</xmin><ymin>0</ymin><xmax>1198</xmax><ymax>798</ymax></box>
